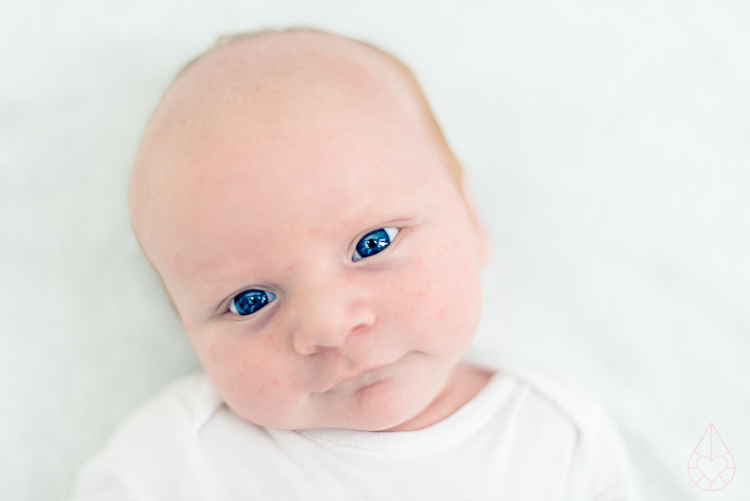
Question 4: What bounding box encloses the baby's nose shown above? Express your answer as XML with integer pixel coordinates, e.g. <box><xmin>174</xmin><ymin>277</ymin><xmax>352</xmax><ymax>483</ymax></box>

<box><xmin>289</xmin><ymin>279</ymin><xmax>376</xmax><ymax>356</ymax></box>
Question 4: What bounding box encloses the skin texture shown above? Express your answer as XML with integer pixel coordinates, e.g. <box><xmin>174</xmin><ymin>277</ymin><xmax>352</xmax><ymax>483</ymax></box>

<box><xmin>131</xmin><ymin>30</ymin><xmax>491</xmax><ymax>431</ymax></box>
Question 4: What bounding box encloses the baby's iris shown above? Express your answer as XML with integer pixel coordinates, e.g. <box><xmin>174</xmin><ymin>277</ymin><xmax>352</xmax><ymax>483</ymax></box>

<box><xmin>230</xmin><ymin>290</ymin><xmax>276</xmax><ymax>316</ymax></box>
<box><xmin>353</xmin><ymin>228</ymin><xmax>399</xmax><ymax>261</ymax></box>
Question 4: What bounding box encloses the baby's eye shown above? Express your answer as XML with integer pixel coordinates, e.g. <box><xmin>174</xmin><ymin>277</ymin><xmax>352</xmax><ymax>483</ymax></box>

<box><xmin>352</xmin><ymin>228</ymin><xmax>399</xmax><ymax>262</ymax></box>
<box><xmin>230</xmin><ymin>289</ymin><xmax>276</xmax><ymax>316</ymax></box>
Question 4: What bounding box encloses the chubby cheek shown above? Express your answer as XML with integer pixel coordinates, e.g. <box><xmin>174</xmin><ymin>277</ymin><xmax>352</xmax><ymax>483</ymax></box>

<box><xmin>387</xmin><ymin>235</ymin><xmax>482</xmax><ymax>354</ymax></box>
<box><xmin>185</xmin><ymin>323</ymin><xmax>302</xmax><ymax>425</ymax></box>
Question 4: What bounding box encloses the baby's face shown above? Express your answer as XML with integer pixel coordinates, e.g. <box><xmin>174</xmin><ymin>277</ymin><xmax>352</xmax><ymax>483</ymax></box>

<box><xmin>134</xmin><ymin>36</ymin><xmax>487</xmax><ymax>431</ymax></box>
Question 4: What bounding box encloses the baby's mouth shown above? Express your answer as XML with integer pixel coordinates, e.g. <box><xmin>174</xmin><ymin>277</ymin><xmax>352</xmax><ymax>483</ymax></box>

<box><xmin>312</xmin><ymin>351</ymin><xmax>409</xmax><ymax>394</ymax></box>
<box><xmin>318</xmin><ymin>359</ymin><xmax>399</xmax><ymax>394</ymax></box>
<box><xmin>324</xmin><ymin>365</ymin><xmax>382</xmax><ymax>392</ymax></box>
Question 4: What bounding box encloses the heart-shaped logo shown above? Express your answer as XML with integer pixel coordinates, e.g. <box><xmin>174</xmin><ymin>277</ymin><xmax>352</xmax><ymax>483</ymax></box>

<box><xmin>696</xmin><ymin>455</ymin><xmax>727</xmax><ymax>482</ymax></box>
<box><xmin>687</xmin><ymin>423</ymin><xmax>735</xmax><ymax>491</ymax></box>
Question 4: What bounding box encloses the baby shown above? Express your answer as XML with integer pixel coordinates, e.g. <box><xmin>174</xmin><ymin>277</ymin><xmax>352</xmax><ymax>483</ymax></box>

<box><xmin>71</xmin><ymin>29</ymin><xmax>640</xmax><ymax>500</ymax></box>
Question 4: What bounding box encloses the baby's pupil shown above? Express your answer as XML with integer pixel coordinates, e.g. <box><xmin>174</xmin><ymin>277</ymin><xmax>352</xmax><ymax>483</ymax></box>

<box><xmin>356</xmin><ymin>229</ymin><xmax>390</xmax><ymax>259</ymax></box>
<box><xmin>234</xmin><ymin>290</ymin><xmax>268</xmax><ymax>316</ymax></box>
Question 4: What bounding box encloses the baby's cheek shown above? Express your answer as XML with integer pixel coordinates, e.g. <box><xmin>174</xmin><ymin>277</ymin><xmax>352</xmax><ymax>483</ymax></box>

<box><xmin>388</xmin><ymin>261</ymin><xmax>445</xmax><ymax>340</ymax></box>
<box><xmin>206</xmin><ymin>337</ymin><xmax>279</xmax><ymax>402</ymax></box>
<box><xmin>412</xmin><ymin>248</ymin><xmax>481</xmax><ymax>347</ymax></box>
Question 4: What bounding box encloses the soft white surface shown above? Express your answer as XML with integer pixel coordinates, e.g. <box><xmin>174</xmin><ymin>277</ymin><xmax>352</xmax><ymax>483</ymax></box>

<box><xmin>1</xmin><ymin>1</ymin><xmax>748</xmax><ymax>499</ymax></box>
<box><xmin>70</xmin><ymin>366</ymin><xmax>639</xmax><ymax>500</ymax></box>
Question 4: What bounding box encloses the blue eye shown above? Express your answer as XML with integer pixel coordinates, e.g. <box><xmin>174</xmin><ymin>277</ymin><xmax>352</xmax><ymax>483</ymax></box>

<box><xmin>353</xmin><ymin>227</ymin><xmax>399</xmax><ymax>261</ymax></box>
<box><xmin>230</xmin><ymin>289</ymin><xmax>276</xmax><ymax>316</ymax></box>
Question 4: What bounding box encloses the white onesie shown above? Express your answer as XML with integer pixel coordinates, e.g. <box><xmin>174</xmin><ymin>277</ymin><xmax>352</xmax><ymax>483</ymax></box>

<box><xmin>69</xmin><ymin>364</ymin><xmax>640</xmax><ymax>500</ymax></box>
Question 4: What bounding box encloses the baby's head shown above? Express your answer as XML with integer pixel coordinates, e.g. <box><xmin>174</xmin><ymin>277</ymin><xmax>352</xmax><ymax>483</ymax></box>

<box><xmin>131</xmin><ymin>29</ymin><xmax>489</xmax><ymax>432</ymax></box>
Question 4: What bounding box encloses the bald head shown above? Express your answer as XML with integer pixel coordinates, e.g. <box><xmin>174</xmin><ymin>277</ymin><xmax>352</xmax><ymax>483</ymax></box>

<box><xmin>131</xmin><ymin>29</ymin><xmax>468</xmax><ymax>273</ymax></box>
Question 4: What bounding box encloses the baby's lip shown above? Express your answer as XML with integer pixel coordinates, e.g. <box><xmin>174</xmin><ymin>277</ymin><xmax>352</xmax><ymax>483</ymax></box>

<box><xmin>321</xmin><ymin>364</ymin><xmax>389</xmax><ymax>393</ymax></box>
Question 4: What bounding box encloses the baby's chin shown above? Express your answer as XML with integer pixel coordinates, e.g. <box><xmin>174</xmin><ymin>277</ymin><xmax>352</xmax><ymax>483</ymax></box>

<box><xmin>321</xmin><ymin>379</ymin><xmax>429</xmax><ymax>431</ymax></box>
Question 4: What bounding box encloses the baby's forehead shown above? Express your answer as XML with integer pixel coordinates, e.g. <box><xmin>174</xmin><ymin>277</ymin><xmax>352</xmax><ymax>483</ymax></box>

<box><xmin>136</xmin><ymin>35</ymin><xmax>428</xmax><ymax>185</ymax></box>
<box><xmin>163</xmin><ymin>55</ymin><xmax>430</xmax><ymax>200</ymax></box>
<box><xmin>131</xmin><ymin>31</ymin><xmax>463</xmax><ymax>275</ymax></box>
<box><xmin>163</xmin><ymin>33</ymin><xmax>420</xmax><ymax>132</ymax></box>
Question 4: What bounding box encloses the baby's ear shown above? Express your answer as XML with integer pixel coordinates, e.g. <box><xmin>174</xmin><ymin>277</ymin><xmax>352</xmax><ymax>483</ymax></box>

<box><xmin>460</xmin><ymin>173</ymin><xmax>490</xmax><ymax>268</ymax></box>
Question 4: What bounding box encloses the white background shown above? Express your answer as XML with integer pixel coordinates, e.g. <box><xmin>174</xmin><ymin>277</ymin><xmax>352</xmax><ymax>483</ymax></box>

<box><xmin>1</xmin><ymin>1</ymin><xmax>748</xmax><ymax>499</ymax></box>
